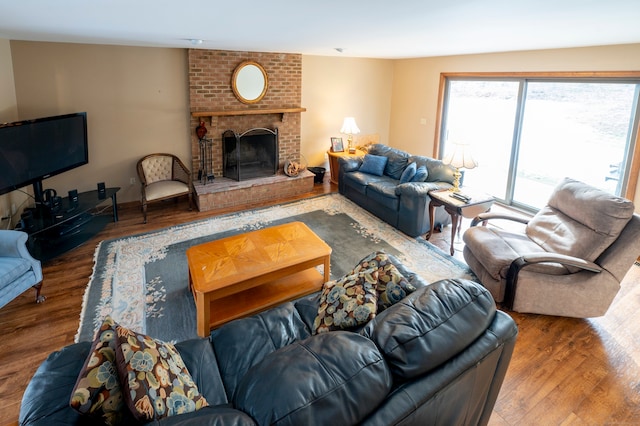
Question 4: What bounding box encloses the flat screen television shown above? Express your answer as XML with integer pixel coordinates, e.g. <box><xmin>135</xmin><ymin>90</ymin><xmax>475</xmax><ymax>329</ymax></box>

<box><xmin>0</xmin><ymin>112</ymin><xmax>88</xmax><ymax>202</ymax></box>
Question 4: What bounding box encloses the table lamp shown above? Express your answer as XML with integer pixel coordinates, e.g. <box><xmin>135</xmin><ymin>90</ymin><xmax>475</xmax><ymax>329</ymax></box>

<box><xmin>443</xmin><ymin>142</ymin><xmax>477</xmax><ymax>193</ymax></box>
<box><xmin>340</xmin><ymin>117</ymin><xmax>360</xmax><ymax>153</ymax></box>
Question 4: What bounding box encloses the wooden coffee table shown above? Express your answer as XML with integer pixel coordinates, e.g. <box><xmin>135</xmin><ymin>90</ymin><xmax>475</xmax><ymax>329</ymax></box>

<box><xmin>186</xmin><ymin>221</ymin><xmax>332</xmax><ymax>337</ymax></box>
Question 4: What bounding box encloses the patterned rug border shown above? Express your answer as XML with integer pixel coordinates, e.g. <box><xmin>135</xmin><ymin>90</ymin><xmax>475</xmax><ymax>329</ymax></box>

<box><xmin>76</xmin><ymin>193</ymin><xmax>472</xmax><ymax>342</ymax></box>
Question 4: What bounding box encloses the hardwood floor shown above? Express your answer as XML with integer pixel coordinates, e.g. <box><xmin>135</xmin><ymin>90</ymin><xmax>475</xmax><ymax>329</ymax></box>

<box><xmin>1</xmin><ymin>181</ymin><xmax>639</xmax><ymax>425</ymax></box>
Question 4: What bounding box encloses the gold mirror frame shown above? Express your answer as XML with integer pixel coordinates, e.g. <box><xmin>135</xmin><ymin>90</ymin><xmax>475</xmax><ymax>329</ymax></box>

<box><xmin>231</xmin><ymin>60</ymin><xmax>268</xmax><ymax>104</ymax></box>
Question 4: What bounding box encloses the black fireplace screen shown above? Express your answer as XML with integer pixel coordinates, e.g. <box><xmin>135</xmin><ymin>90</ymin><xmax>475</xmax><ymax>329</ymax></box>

<box><xmin>222</xmin><ymin>128</ymin><xmax>279</xmax><ymax>181</ymax></box>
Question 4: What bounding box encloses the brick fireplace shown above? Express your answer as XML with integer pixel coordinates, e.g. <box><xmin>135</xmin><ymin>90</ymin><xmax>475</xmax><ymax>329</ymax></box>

<box><xmin>188</xmin><ymin>49</ymin><xmax>313</xmax><ymax>212</ymax></box>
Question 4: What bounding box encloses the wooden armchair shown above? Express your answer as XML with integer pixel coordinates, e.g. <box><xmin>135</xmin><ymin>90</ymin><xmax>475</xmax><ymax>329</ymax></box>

<box><xmin>137</xmin><ymin>153</ymin><xmax>193</xmax><ymax>223</ymax></box>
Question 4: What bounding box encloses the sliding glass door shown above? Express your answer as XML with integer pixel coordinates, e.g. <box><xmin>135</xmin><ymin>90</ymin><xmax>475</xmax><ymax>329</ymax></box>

<box><xmin>440</xmin><ymin>77</ymin><xmax>640</xmax><ymax>211</ymax></box>
<box><xmin>442</xmin><ymin>80</ymin><xmax>519</xmax><ymax>200</ymax></box>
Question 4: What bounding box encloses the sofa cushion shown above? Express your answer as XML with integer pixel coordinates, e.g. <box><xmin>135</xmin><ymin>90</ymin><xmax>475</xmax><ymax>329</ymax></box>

<box><xmin>69</xmin><ymin>316</ymin><xmax>127</xmax><ymax>426</ymax></box>
<box><xmin>145</xmin><ymin>180</ymin><xmax>190</xmax><ymax>202</ymax></box>
<box><xmin>368</xmin><ymin>144</ymin><xmax>410</xmax><ymax>179</ymax></box>
<box><xmin>367</xmin><ymin>180</ymin><xmax>400</xmax><ymax>211</ymax></box>
<box><xmin>412</xmin><ymin>165</ymin><xmax>429</xmax><ymax>182</ymax></box>
<box><xmin>173</xmin><ymin>339</ymin><xmax>228</xmax><ymax>407</ymax></box>
<box><xmin>410</xmin><ymin>155</ymin><xmax>455</xmax><ymax>184</ymax></box>
<box><xmin>343</xmin><ymin>171</ymin><xmax>388</xmax><ymax>195</ymax></box>
<box><xmin>384</xmin><ymin>151</ymin><xmax>409</xmax><ymax>179</ymax></box>
<box><xmin>210</xmin><ymin>302</ymin><xmax>311</xmax><ymax>400</ymax></box>
<box><xmin>399</xmin><ymin>162</ymin><xmax>417</xmax><ymax>183</ymax></box>
<box><xmin>361</xmin><ymin>279</ymin><xmax>496</xmax><ymax>379</ymax></box>
<box><xmin>234</xmin><ymin>331</ymin><xmax>392</xmax><ymax>426</ymax></box>
<box><xmin>359</xmin><ymin>154</ymin><xmax>388</xmax><ymax>176</ymax></box>
<box><xmin>313</xmin><ymin>270</ymin><xmax>378</xmax><ymax>334</ymax></box>
<box><xmin>113</xmin><ymin>324</ymin><xmax>208</xmax><ymax>421</ymax></box>
<box><xmin>526</xmin><ymin>177</ymin><xmax>634</xmax><ymax>271</ymax></box>
<box><xmin>462</xmin><ymin>226</ymin><xmax>562</xmax><ymax>281</ymax></box>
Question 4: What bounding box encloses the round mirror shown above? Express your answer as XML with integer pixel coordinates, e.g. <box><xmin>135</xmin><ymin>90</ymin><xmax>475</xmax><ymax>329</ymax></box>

<box><xmin>232</xmin><ymin>61</ymin><xmax>268</xmax><ymax>104</ymax></box>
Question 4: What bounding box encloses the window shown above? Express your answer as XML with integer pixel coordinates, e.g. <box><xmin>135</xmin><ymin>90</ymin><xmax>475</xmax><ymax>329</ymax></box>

<box><xmin>438</xmin><ymin>74</ymin><xmax>640</xmax><ymax>212</ymax></box>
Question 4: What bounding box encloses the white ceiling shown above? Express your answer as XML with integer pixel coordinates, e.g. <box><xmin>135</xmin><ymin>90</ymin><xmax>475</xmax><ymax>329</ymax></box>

<box><xmin>1</xmin><ymin>0</ymin><xmax>640</xmax><ymax>59</ymax></box>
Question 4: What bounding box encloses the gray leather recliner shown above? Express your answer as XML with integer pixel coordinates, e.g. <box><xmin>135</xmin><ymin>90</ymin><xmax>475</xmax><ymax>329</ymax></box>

<box><xmin>463</xmin><ymin>177</ymin><xmax>640</xmax><ymax>317</ymax></box>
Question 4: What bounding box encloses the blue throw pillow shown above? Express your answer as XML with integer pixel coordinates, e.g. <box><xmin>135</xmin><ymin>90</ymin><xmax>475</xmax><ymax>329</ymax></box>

<box><xmin>411</xmin><ymin>165</ymin><xmax>429</xmax><ymax>182</ymax></box>
<box><xmin>399</xmin><ymin>162</ymin><xmax>417</xmax><ymax>184</ymax></box>
<box><xmin>359</xmin><ymin>154</ymin><xmax>388</xmax><ymax>176</ymax></box>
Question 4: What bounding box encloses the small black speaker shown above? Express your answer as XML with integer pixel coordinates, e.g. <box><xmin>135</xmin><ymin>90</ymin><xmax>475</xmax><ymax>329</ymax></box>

<box><xmin>68</xmin><ymin>189</ymin><xmax>79</xmax><ymax>205</ymax></box>
<box><xmin>97</xmin><ymin>182</ymin><xmax>106</xmax><ymax>199</ymax></box>
<box><xmin>20</xmin><ymin>210</ymin><xmax>34</xmax><ymax>231</ymax></box>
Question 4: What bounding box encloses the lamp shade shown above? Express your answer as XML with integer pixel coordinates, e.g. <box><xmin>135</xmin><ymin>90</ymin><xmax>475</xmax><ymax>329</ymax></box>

<box><xmin>443</xmin><ymin>143</ymin><xmax>478</xmax><ymax>169</ymax></box>
<box><xmin>340</xmin><ymin>117</ymin><xmax>360</xmax><ymax>135</ymax></box>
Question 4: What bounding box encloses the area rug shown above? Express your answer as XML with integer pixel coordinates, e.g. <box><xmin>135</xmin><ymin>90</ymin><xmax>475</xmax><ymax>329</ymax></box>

<box><xmin>76</xmin><ymin>193</ymin><xmax>474</xmax><ymax>343</ymax></box>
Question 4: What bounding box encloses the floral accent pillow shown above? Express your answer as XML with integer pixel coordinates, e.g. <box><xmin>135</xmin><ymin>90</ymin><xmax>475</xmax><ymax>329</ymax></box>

<box><xmin>375</xmin><ymin>263</ymin><xmax>416</xmax><ymax>311</ymax></box>
<box><xmin>114</xmin><ymin>324</ymin><xmax>208</xmax><ymax>421</ymax></box>
<box><xmin>354</xmin><ymin>251</ymin><xmax>417</xmax><ymax>311</ymax></box>
<box><xmin>69</xmin><ymin>316</ymin><xmax>126</xmax><ymax>426</ymax></box>
<box><xmin>313</xmin><ymin>271</ymin><xmax>378</xmax><ymax>334</ymax></box>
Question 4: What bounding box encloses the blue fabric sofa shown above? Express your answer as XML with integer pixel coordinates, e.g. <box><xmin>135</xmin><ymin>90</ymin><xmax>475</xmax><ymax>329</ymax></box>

<box><xmin>0</xmin><ymin>230</ymin><xmax>44</xmax><ymax>309</ymax></box>
<box><xmin>338</xmin><ymin>144</ymin><xmax>457</xmax><ymax>237</ymax></box>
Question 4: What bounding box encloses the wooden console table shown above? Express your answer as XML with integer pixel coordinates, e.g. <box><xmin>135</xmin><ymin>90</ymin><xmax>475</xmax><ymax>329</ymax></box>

<box><xmin>186</xmin><ymin>221</ymin><xmax>331</xmax><ymax>337</ymax></box>
<box><xmin>427</xmin><ymin>189</ymin><xmax>494</xmax><ymax>255</ymax></box>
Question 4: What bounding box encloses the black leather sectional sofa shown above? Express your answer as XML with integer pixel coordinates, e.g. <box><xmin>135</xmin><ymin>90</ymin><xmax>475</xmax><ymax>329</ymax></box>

<box><xmin>20</xmin><ymin>254</ymin><xmax>517</xmax><ymax>426</ymax></box>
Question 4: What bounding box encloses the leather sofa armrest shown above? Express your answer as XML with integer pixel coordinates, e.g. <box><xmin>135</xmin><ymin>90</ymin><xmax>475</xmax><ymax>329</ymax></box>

<box><xmin>338</xmin><ymin>156</ymin><xmax>363</xmax><ymax>172</ymax></box>
<box><xmin>394</xmin><ymin>181</ymin><xmax>449</xmax><ymax>197</ymax></box>
<box><xmin>20</xmin><ymin>342</ymin><xmax>92</xmax><ymax>425</ymax></box>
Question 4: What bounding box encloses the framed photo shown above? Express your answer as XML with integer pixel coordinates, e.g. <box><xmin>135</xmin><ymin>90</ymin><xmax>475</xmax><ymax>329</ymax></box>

<box><xmin>331</xmin><ymin>137</ymin><xmax>344</xmax><ymax>152</ymax></box>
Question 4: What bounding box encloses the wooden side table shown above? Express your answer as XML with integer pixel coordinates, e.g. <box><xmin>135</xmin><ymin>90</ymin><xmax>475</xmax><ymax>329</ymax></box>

<box><xmin>327</xmin><ymin>149</ymin><xmax>366</xmax><ymax>184</ymax></box>
<box><xmin>426</xmin><ymin>189</ymin><xmax>495</xmax><ymax>255</ymax></box>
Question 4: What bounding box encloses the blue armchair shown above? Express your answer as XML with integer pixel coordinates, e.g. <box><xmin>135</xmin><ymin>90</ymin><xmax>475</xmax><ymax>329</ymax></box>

<box><xmin>0</xmin><ymin>230</ymin><xmax>45</xmax><ymax>309</ymax></box>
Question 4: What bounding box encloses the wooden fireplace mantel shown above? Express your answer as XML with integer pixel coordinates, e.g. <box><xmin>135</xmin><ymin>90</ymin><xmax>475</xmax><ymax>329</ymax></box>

<box><xmin>192</xmin><ymin>107</ymin><xmax>306</xmax><ymax>124</ymax></box>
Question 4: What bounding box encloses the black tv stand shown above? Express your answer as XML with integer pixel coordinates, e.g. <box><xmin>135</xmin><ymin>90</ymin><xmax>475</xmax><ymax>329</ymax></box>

<box><xmin>25</xmin><ymin>187</ymin><xmax>120</xmax><ymax>262</ymax></box>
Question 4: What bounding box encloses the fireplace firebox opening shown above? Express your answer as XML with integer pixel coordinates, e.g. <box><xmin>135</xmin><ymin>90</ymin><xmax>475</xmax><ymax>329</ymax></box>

<box><xmin>222</xmin><ymin>127</ymin><xmax>279</xmax><ymax>181</ymax></box>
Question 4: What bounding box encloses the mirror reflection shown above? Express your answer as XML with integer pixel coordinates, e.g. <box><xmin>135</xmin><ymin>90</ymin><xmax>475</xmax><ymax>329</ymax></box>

<box><xmin>232</xmin><ymin>61</ymin><xmax>268</xmax><ymax>104</ymax></box>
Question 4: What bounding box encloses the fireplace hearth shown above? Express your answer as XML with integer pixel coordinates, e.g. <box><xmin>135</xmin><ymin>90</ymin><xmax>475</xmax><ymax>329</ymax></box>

<box><xmin>223</xmin><ymin>127</ymin><xmax>278</xmax><ymax>181</ymax></box>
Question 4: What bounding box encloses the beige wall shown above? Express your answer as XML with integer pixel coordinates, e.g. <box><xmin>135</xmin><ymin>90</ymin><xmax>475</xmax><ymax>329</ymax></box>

<box><xmin>0</xmin><ymin>39</ymin><xmax>23</xmax><ymax>225</ymax></box>
<box><xmin>5</xmin><ymin>40</ymin><xmax>640</xmax><ymax>208</ymax></box>
<box><xmin>389</xmin><ymin>43</ymin><xmax>640</xmax><ymax>206</ymax></box>
<box><xmin>6</xmin><ymin>43</ymin><xmax>392</xmax><ymax>205</ymax></box>
<box><xmin>10</xmin><ymin>41</ymin><xmax>191</xmax><ymax>204</ymax></box>
<box><xmin>0</xmin><ymin>40</ymin><xmax>17</xmax><ymax>123</ymax></box>
<box><xmin>302</xmin><ymin>56</ymin><xmax>393</xmax><ymax>168</ymax></box>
